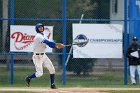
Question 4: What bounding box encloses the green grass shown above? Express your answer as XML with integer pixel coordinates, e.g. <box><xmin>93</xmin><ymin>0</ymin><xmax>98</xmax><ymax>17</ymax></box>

<box><xmin>101</xmin><ymin>90</ymin><xmax>140</xmax><ymax>93</ymax></box>
<box><xmin>0</xmin><ymin>67</ymin><xmax>139</xmax><ymax>87</ymax></box>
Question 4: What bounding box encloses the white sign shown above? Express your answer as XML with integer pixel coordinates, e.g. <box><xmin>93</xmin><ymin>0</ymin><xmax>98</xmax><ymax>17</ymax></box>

<box><xmin>72</xmin><ymin>24</ymin><xmax>123</xmax><ymax>58</ymax></box>
<box><xmin>131</xmin><ymin>51</ymin><xmax>139</xmax><ymax>58</ymax></box>
<box><xmin>10</xmin><ymin>25</ymin><xmax>53</xmax><ymax>52</ymax></box>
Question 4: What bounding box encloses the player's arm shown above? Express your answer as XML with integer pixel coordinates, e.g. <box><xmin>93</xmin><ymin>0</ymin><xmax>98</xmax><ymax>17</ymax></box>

<box><xmin>126</xmin><ymin>46</ymin><xmax>131</xmax><ymax>58</ymax></box>
<box><xmin>42</xmin><ymin>39</ymin><xmax>64</xmax><ymax>49</ymax></box>
<box><xmin>42</xmin><ymin>39</ymin><xmax>56</xmax><ymax>48</ymax></box>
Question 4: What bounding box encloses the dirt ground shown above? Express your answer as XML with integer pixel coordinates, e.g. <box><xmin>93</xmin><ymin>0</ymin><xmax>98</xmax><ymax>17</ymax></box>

<box><xmin>0</xmin><ymin>87</ymin><xmax>140</xmax><ymax>93</ymax></box>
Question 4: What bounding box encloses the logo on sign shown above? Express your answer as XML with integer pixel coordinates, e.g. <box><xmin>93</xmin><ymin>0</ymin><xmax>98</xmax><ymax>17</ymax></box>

<box><xmin>74</xmin><ymin>34</ymin><xmax>88</xmax><ymax>47</ymax></box>
<box><xmin>11</xmin><ymin>32</ymin><xmax>35</xmax><ymax>50</ymax></box>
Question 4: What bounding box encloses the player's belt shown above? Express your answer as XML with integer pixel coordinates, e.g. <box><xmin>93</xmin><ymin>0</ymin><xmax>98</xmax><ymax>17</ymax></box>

<box><xmin>35</xmin><ymin>53</ymin><xmax>44</xmax><ymax>55</ymax></box>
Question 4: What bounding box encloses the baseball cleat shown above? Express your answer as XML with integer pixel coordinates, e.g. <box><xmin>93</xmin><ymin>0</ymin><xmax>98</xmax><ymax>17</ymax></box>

<box><xmin>25</xmin><ymin>76</ymin><xmax>31</xmax><ymax>87</ymax></box>
<box><xmin>51</xmin><ymin>83</ymin><xmax>57</xmax><ymax>89</ymax></box>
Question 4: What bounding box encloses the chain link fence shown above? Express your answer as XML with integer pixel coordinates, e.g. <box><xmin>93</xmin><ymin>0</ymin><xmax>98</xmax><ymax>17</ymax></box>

<box><xmin>0</xmin><ymin>0</ymin><xmax>136</xmax><ymax>87</ymax></box>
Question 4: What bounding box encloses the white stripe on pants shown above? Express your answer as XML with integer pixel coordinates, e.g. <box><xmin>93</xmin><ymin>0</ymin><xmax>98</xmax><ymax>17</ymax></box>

<box><xmin>130</xmin><ymin>65</ymin><xmax>140</xmax><ymax>84</ymax></box>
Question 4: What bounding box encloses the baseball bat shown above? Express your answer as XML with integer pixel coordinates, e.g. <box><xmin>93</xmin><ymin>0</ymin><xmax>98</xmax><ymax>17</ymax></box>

<box><xmin>65</xmin><ymin>40</ymin><xmax>89</xmax><ymax>47</ymax></box>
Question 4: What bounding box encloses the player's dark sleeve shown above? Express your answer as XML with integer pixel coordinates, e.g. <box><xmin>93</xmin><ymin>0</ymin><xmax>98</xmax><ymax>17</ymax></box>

<box><xmin>42</xmin><ymin>39</ymin><xmax>56</xmax><ymax>48</ymax></box>
<box><xmin>126</xmin><ymin>46</ymin><xmax>133</xmax><ymax>58</ymax></box>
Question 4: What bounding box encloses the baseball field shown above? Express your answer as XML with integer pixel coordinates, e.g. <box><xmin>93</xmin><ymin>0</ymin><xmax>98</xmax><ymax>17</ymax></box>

<box><xmin>1</xmin><ymin>0</ymin><xmax>140</xmax><ymax>93</ymax></box>
<box><xmin>0</xmin><ymin>87</ymin><xmax>140</xmax><ymax>93</ymax></box>
<box><xmin>1</xmin><ymin>67</ymin><xmax>140</xmax><ymax>93</ymax></box>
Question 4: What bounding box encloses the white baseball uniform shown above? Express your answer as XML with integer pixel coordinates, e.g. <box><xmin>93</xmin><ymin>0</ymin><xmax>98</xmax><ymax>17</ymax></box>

<box><xmin>33</xmin><ymin>33</ymin><xmax>55</xmax><ymax>77</ymax></box>
<box><xmin>130</xmin><ymin>65</ymin><xmax>140</xmax><ymax>84</ymax></box>
<box><xmin>26</xmin><ymin>23</ymin><xmax>57</xmax><ymax>89</ymax></box>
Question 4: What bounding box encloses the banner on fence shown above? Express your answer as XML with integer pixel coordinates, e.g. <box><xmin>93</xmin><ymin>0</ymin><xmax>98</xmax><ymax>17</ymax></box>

<box><xmin>72</xmin><ymin>24</ymin><xmax>123</xmax><ymax>58</ymax></box>
<box><xmin>10</xmin><ymin>25</ymin><xmax>53</xmax><ymax>52</ymax></box>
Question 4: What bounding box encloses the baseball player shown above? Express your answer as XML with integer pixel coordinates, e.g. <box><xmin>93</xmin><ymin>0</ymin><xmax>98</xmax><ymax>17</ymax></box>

<box><xmin>127</xmin><ymin>37</ymin><xmax>140</xmax><ymax>85</ymax></box>
<box><xmin>25</xmin><ymin>23</ymin><xmax>64</xmax><ymax>89</ymax></box>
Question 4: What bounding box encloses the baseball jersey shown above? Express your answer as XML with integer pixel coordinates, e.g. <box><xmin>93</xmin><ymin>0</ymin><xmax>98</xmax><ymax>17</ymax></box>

<box><xmin>33</xmin><ymin>33</ymin><xmax>46</xmax><ymax>53</ymax></box>
<box><xmin>127</xmin><ymin>44</ymin><xmax>140</xmax><ymax>65</ymax></box>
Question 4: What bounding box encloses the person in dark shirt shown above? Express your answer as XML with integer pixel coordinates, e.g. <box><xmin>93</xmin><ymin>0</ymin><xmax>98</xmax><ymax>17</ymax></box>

<box><xmin>126</xmin><ymin>36</ymin><xmax>140</xmax><ymax>85</ymax></box>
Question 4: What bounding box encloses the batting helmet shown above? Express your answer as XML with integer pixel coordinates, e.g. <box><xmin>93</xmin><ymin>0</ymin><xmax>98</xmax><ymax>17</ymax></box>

<box><xmin>133</xmin><ymin>36</ymin><xmax>138</xmax><ymax>41</ymax></box>
<box><xmin>35</xmin><ymin>23</ymin><xmax>44</xmax><ymax>33</ymax></box>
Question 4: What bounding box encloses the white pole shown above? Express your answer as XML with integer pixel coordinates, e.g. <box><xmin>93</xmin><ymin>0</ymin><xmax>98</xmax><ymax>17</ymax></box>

<box><xmin>79</xmin><ymin>14</ymin><xmax>84</xmax><ymax>24</ymax></box>
<box><xmin>65</xmin><ymin>14</ymin><xmax>84</xmax><ymax>66</ymax></box>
